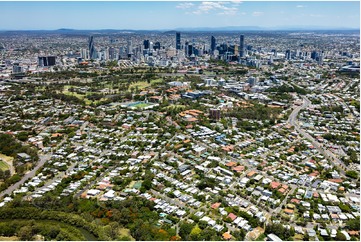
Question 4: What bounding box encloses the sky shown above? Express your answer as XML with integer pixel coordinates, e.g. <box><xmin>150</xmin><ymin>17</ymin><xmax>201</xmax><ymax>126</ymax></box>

<box><xmin>0</xmin><ymin>1</ymin><xmax>359</xmax><ymax>30</ymax></box>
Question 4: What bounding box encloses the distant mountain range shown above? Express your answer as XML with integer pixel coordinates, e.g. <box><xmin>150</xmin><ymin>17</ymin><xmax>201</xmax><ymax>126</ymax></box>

<box><xmin>0</xmin><ymin>26</ymin><xmax>359</xmax><ymax>34</ymax></box>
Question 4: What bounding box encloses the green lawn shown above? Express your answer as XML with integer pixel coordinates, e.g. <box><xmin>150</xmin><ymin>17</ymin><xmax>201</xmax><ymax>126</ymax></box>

<box><xmin>150</xmin><ymin>78</ymin><xmax>164</xmax><ymax>85</ymax></box>
<box><xmin>0</xmin><ymin>161</ymin><xmax>9</xmax><ymax>171</ymax></box>
<box><xmin>133</xmin><ymin>103</ymin><xmax>151</xmax><ymax>108</ymax></box>
<box><xmin>0</xmin><ymin>154</ymin><xmax>12</xmax><ymax>171</ymax></box>
<box><xmin>62</xmin><ymin>86</ymin><xmax>93</xmax><ymax>105</ymax></box>
<box><xmin>128</xmin><ymin>81</ymin><xmax>151</xmax><ymax>91</ymax></box>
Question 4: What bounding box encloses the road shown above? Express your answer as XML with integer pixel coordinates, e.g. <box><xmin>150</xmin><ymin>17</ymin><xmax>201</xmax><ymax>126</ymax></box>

<box><xmin>288</xmin><ymin>97</ymin><xmax>346</xmax><ymax>176</ymax></box>
<box><xmin>0</xmin><ymin>153</ymin><xmax>51</xmax><ymax>198</ymax></box>
<box><xmin>0</xmin><ymin>139</ymin><xmax>66</xmax><ymax>198</ymax></box>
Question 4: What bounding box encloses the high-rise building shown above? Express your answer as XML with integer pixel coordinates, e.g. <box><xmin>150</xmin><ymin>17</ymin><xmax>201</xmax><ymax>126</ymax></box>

<box><xmin>12</xmin><ymin>63</ymin><xmax>22</xmax><ymax>74</ymax></box>
<box><xmin>109</xmin><ymin>47</ymin><xmax>116</xmax><ymax>60</ymax></box>
<box><xmin>153</xmin><ymin>42</ymin><xmax>161</xmax><ymax>50</ymax></box>
<box><xmin>143</xmin><ymin>40</ymin><xmax>150</xmax><ymax>49</ymax></box>
<box><xmin>80</xmin><ymin>48</ymin><xmax>89</xmax><ymax>59</ymax></box>
<box><xmin>127</xmin><ymin>39</ymin><xmax>133</xmax><ymax>54</ymax></box>
<box><xmin>285</xmin><ymin>50</ymin><xmax>291</xmax><ymax>60</ymax></box>
<box><xmin>211</xmin><ymin>36</ymin><xmax>216</xmax><ymax>52</ymax></box>
<box><xmin>38</xmin><ymin>56</ymin><xmax>56</xmax><ymax>67</ymax></box>
<box><xmin>176</xmin><ymin>32</ymin><xmax>181</xmax><ymax>50</ymax></box>
<box><xmin>88</xmin><ymin>36</ymin><xmax>97</xmax><ymax>59</ymax></box>
<box><xmin>239</xmin><ymin>35</ymin><xmax>245</xmax><ymax>57</ymax></box>
<box><xmin>209</xmin><ymin>108</ymin><xmax>221</xmax><ymax>121</ymax></box>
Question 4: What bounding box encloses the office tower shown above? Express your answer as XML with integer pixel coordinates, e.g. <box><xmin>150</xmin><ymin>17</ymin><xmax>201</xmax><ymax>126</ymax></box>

<box><xmin>12</xmin><ymin>63</ymin><xmax>22</xmax><ymax>73</ymax></box>
<box><xmin>239</xmin><ymin>35</ymin><xmax>245</xmax><ymax>57</ymax></box>
<box><xmin>176</xmin><ymin>32</ymin><xmax>181</xmax><ymax>50</ymax></box>
<box><xmin>285</xmin><ymin>50</ymin><xmax>291</xmax><ymax>60</ymax></box>
<box><xmin>119</xmin><ymin>47</ymin><xmax>125</xmax><ymax>59</ymax></box>
<box><xmin>211</xmin><ymin>36</ymin><xmax>216</xmax><ymax>52</ymax></box>
<box><xmin>80</xmin><ymin>48</ymin><xmax>89</xmax><ymax>59</ymax></box>
<box><xmin>185</xmin><ymin>42</ymin><xmax>194</xmax><ymax>57</ymax></box>
<box><xmin>311</xmin><ymin>51</ymin><xmax>318</xmax><ymax>60</ymax></box>
<box><xmin>234</xmin><ymin>45</ymin><xmax>239</xmax><ymax>57</ymax></box>
<box><xmin>38</xmin><ymin>56</ymin><xmax>56</xmax><ymax>67</ymax></box>
<box><xmin>247</xmin><ymin>77</ymin><xmax>257</xmax><ymax>86</ymax></box>
<box><xmin>88</xmin><ymin>36</ymin><xmax>97</xmax><ymax>59</ymax></box>
<box><xmin>154</xmin><ymin>42</ymin><xmax>161</xmax><ymax>50</ymax></box>
<box><xmin>143</xmin><ymin>40</ymin><xmax>150</xmax><ymax>50</ymax></box>
<box><xmin>109</xmin><ymin>47</ymin><xmax>116</xmax><ymax>60</ymax></box>
<box><xmin>127</xmin><ymin>39</ymin><xmax>133</xmax><ymax>54</ymax></box>
<box><xmin>149</xmin><ymin>42</ymin><xmax>153</xmax><ymax>50</ymax></box>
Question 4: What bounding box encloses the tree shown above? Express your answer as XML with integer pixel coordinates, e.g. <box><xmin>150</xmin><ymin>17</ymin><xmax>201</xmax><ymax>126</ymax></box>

<box><xmin>335</xmin><ymin>231</ymin><xmax>347</xmax><ymax>241</ymax></box>
<box><xmin>179</xmin><ymin>222</ymin><xmax>193</xmax><ymax>240</ymax></box>
<box><xmin>233</xmin><ymin>230</ymin><xmax>246</xmax><ymax>240</ymax></box>
<box><xmin>18</xmin><ymin>225</ymin><xmax>34</xmax><ymax>241</ymax></box>
<box><xmin>346</xmin><ymin>170</ymin><xmax>359</xmax><ymax>179</ymax></box>
<box><xmin>346</xmin><ymin>217</ymin><xmax>360</xmax><ymax>230</ymax></box>
<box><xmin>190</xmin><ymin>224</ymin><xmax>202</xmax><ymax>240</ymax></box>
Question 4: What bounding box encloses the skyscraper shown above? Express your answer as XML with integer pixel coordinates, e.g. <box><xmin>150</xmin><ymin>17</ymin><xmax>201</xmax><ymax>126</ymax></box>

<box><xmin>127</xmin><ymin>39</ymin><xmax>133</xmax><ymax>54</ymax></box>
<box><xmin>239</xmin><ymin>35</ymin><xmax>245</xmax><ymax>57</ymax></box>
<box><xmin>88</xmin><ymin>36</ymin><xmax>96</xmax><ymax>59</ymax></box>
<box><xmin>285</xmin><ymin>50</ymin><xmax>291</xmax><ymax>60</ymax></box>
<box><xmin>38</xmin><ymin>56</ymin><xmax>56</xmax><ymax>67</ymax></box>
<box><xmin>143</xmin><ymin>39</ymin><xmax>150</xmax><ymax>50</ymax></box>
<box><xmin>176</xmin><ymin>32</ymin><xmax>181</xmax><ymax>50</ymax></box>
<box><xmin>211</xmin><ymin>36</ymin><xmax>216</xmax><ymax>52</ymax></box>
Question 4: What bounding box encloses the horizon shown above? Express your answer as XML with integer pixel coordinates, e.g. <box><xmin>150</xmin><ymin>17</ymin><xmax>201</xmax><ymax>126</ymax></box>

<box><xmin>0</xmin><ymin>25</ymin><xmax>360</xmax><ymax>32</ymax></box>
<box><xmin>0</xmin><ymin>1</ymin><xmax>359</xmax><ymax>30</ymax></box>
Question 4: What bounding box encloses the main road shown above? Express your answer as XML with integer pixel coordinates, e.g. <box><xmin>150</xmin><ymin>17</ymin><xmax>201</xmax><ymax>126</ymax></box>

<box><xmin>0</xmin><ymin>139</ymin><xmax>67</xmax><ymax>198</ymax></box>
<box><xmin>0</xmin><ymin>153</ymin><xmax>51</xmax><ymax>198</ymax></box>
<box><xmin>288</xmin><ymin>96</ymin><xmax>347</xmax><ymax>176</ymax></box>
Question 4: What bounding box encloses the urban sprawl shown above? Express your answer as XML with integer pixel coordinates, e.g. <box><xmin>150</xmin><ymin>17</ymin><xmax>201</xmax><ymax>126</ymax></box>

<box><xmin>0</xmin><ymin>29</ymin><xmax>359</xmax><ymax>241</ymax></box>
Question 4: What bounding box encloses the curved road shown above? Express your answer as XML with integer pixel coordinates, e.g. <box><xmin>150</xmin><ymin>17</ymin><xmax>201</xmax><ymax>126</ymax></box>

<box><xmin>288</xmin><ymin>96</ymin><xmax>347</xmax><ymax>176</ymax></box>
<box><xmin>0</xmin><ymin>139</ymin><xmax>66</xmax><ymax>198</ymax></box>
<box><xmin>0</xmin><ymin>153</ymin><xmax>51</xmax><ymax>198</ymax></box>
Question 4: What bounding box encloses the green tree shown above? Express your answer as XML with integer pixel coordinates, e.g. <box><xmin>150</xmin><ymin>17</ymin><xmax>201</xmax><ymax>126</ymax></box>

<box><xmin>179</xmin><ymin>222</ymin><xmax>193</xmax><ymax>240</ymax></box>
<box><xmin>18</xmin><ymin>225</ymin><xmax>34</xmax><ymax>241</ymax></box>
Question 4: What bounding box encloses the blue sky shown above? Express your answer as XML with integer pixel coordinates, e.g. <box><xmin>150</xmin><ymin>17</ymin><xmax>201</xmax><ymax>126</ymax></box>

<box><xmin>0</xmin><ymin>1</ymin><xmax>359</xmax><ymax>30</ymax></box>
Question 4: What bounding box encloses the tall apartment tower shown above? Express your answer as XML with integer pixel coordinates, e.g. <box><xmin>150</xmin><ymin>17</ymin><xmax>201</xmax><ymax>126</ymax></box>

<box><xmin>176</xmin><ymin>32</ymin><xmax>181</xmax><ymax>50</ymax></box>
<box><xmin>211</xmin><ymin>36</ymin><xmax>216</xmax><ymax>52</ymax></box>
<box><xmin>88</xmin><ymin>36</ymin><xmax>96</xmax><ymax>59</ymax></box>
<box><xmin>239</xmin><ymin>34</ymin><xmax>245</xmax><ymax>57</ymax></box>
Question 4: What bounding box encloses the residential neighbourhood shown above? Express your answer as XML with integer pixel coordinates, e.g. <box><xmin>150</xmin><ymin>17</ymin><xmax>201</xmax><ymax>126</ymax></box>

<box><xmin>0</xmin><ymin>7</ymin><xmax>359</xmax><ymax>241</ymax></box>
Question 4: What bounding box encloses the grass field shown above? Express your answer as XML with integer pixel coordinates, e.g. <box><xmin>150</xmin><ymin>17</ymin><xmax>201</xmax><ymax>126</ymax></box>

<box><xmin>62</xmin><ymin>86</ymin><xmax>93</xmax><ymax>105</ymax></box>
<box><xmin>150</xmin><ymin>78</ymin><xmax>164</xmax><ymax>85</ymax></box>
<box><xmin>0</xmin><ymin>161</ymin><xmax>9</xmax><ymax>171</ymax></box>
<box><xmin>133</xmin><ymin>103</ymin><xmax>151</xmax><ymax>108</ymax></box>
<box><xmin>0</xmin><ymin>154</ymin><xmax>12</xmax><ymax>171</ymax></box>
<box><xmin>128</xmin><ymin>81</ymin><xmax>150</xmax><ymax>91</ymax></box>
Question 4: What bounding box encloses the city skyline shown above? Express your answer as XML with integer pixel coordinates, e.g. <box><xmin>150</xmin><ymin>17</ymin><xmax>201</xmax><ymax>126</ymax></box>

<box><xmin>0</xmin><ymin>1</ymin><xmax>359</xmax><ymax>30</ymax></box>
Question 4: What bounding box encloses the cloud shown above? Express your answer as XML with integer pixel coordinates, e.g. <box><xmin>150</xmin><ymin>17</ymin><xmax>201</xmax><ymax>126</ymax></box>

<box><xmin>252</xmin><ymin>11</ymin><xmax>264</xmax><ymax>17</ymax></box>
<box><xmin>179</xmin><ymin>1</ymin><xmax>240</xmax><ymax>15</ymax></box>
<box><xmin>309</xmin><ymin>14</ymin><xmax>324</xmax><ymax>17</ymax></box>
<box><xmin>230</xmin><ymin>0</ymin><xmax>243</xmax><ymax>5</ymax></box>
<box><xmin>296</xmin><ymin>5</ymin><xmax>305</xmax><ymax>8</ymax></box>
<box><xmin>176</xmin><ymin>3</ymin><xmax>194</xmax><ymax>9</ymax></box>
